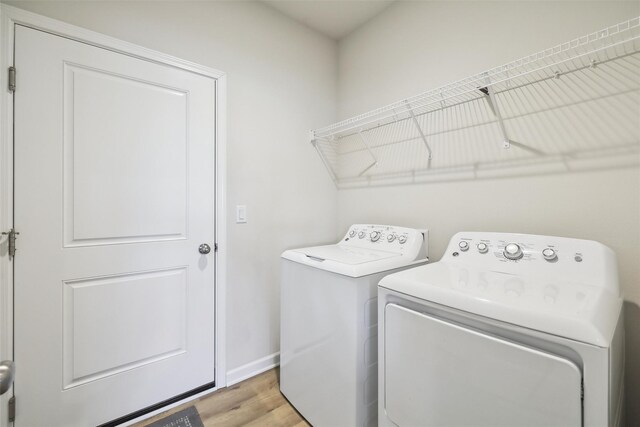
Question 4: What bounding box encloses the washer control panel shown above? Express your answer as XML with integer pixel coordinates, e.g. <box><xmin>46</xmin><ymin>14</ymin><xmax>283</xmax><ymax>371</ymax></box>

<box><xmin>342</xmin><ymin>224</ymin><xmax>429</xmax><ymax>259</ymax></box>
<box><xmin>445</xmin><ymin>231</ymin><xmax>617</xmax><ymax>288</ymax></box>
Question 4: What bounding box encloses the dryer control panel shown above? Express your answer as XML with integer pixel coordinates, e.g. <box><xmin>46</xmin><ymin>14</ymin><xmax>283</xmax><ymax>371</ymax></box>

<box><xmin>342</xmin><ymin>224</ymin><xmax>428</xmax><ymax>260</ymax></box>
<box><xmin>445</xmin><ymin>232</ymin><xmax>618</xmax><ymax>291</ymax></box>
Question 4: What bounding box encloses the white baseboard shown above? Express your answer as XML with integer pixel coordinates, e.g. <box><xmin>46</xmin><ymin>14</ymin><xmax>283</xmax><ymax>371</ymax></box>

<box><xmin>226</xmin><ymin>352</ymin><xmax>280</xmax><ymax>386</ymax></box>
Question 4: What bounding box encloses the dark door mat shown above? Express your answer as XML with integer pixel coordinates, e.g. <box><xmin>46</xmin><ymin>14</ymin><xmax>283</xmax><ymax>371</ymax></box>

<box><xmin>144</xmin><ymin>406</ymin><xmax>204</xmax><ymax>427</ymax></box>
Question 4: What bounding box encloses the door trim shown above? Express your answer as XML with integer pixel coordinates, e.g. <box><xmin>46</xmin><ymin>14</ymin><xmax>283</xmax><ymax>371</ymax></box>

<box><xmin>0</xmin><ymin>5</ymin><xmax>228</xmax><ymax>426</ymax></box>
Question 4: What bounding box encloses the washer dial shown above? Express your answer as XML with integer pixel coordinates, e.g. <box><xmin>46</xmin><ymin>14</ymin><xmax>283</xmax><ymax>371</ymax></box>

<box><xmin>349</xmin><ymin>230</ymin><xmax>356</xmax><ymax>238</ymax></box>
<box><xmin>504</xmin><ymin>243</ymin><xmax>523</xmax><ymax>260</ymax></box>
<box><xmin>477</xmin><ymin>242</ymin><xmax>488</xmax><ymax>254</ymax></box>
<box><xmin>458</xmin><ymin>241</ymin><xmax>469</xmax><ymax>251</ymax></box>
<box><xmin>387</xmin><ymin>234</ymin><xmax>396</xmax><ymax>242</ymax></box>
<box><xmin>398</xmin><ymin>235</ymin><xmax>407</xmax><ymax>244</ymax></box>
<box><xmin>358</xmin><ymin>231</ymin><xmax>366</xmax><ymax>239</ymax></box>
<box><xmin>370</xmin><ymin>231</ymin><xmax>381</xmax><ymax>242</ymax></box>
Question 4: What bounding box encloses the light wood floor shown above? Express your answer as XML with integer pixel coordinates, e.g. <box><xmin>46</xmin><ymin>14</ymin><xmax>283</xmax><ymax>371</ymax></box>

<box><xmin>136</xmin><ymin>368</ymin><xmax>310</xmax><ymax>427</ymax></box>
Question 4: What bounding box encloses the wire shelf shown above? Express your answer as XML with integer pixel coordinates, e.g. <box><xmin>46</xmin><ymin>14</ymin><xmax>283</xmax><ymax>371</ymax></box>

<box><xmin>311</xmin><ymin>17</ymin><xmax>640</xmax><ymax>188</ymax></box>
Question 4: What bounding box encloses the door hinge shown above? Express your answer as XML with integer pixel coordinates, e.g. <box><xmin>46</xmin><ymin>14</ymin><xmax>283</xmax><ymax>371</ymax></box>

<box><xmin>8</xmin><ymin>396</ymin><xmax>15</xmax><ymax>422</ymax></box>
<box><xmin>2</xmin><ymin>229</ymin><xmax>19</xmax><ymax>258</ymax></box>
<box><xmin>8</xmin><ymin>66</ymin><xmax>15</xmax><ymax>92</ymax></box>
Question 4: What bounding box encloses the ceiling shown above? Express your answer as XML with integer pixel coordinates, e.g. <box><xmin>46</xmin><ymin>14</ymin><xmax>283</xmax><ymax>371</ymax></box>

<box><xmin>263</xmin><ymin>0</ymin><xmax>395</xmax><ymax>40</ymax></box>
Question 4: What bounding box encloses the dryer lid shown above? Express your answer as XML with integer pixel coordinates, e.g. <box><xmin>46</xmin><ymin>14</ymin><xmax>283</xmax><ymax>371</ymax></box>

<box><xmin>379</xmin><ymin>262</ymin><xmax>622</xmax><ymax>347</ymax></box>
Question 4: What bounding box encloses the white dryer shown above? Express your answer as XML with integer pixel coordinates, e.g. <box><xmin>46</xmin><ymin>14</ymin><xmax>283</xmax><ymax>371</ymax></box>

<box><xmin>281</xmin><ymin>224</ymin><xmax>428</xmax><ymax>427</ymax></box>
<box><xmin>378</xmin><ymin>232</ymin><xmax>624</xmax><ymax>427</ymax></box>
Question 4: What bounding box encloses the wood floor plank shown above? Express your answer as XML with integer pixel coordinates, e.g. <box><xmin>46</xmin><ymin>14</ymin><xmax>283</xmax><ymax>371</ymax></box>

<box><xmin>197</xmin><ymin>371</ymin><xmax>279</xmax><ymax>417</ymax></box>
<box><xmin>243</xmin><ymin>402</ymin><xmax>306</xmax><ymax>427</ymax></box>
<box><xmin>199</xmin><ymin>388</ymin><xmax>286</xmax><ymax>426</ymax></box>
<box><xmin>136</xmin><ymin>368</ymin><xmax>310</xmax><ymax>427</ymax></box>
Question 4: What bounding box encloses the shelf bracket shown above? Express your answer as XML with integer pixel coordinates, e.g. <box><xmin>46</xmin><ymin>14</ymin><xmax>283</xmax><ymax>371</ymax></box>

<box><xmin>479</xmin><ymin>86</ymin><xmax>546</xmax><ymax>156</ymax></box>
<box><xmin>309</xmin><ymin>130</ymin><xmax>339</xmax><ymax>185</ymax></box>
<box><xmin>358</xmin><ymin>131</ymin><xmax>378</xmax><ymax>177</ymax></box>
<box><xmin>310</xmin><ymin>130</ymin><xmax>334</xmax><ymax>145</ymax></box>
<box><xmin>404</xmin><ymin>101</ymin><xmax>433</xmax><ymax>160</ymax></box>
<box><xmin>479</xmin><ymin>85</ymin><xmax>512</xmax><ymax>149</ymax></box>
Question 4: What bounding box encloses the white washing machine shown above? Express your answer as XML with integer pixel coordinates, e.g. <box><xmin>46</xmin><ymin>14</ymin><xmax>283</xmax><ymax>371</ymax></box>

<box><xmin>280</xmin><ymin>224</ymin><xmax>429</xmax><ymax>427</ymax></box>
<box><xmin>378</xmin><ymin>232</ymin><xmax>624</xmax><ymax>427</ymax></box>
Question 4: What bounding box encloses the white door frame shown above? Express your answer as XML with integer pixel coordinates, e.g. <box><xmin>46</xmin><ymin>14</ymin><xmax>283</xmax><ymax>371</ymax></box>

<box><xmin>0</xmin><ymin>5</ymin><xmax>228</xmax><ymax>426</ymax></box>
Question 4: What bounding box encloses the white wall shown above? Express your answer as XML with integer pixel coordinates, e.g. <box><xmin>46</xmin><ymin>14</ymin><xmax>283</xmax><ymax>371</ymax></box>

<box><xmin>5</xmin><ymin>0</ymin><xmax>640</xmax><ymax>421</ymax></box>
<box><xmin>337</xmin><ymin>0</ymin><xmax>640</xmax><ymax>423</ymax></box>
<box><xmin>3</xmin><ymin>0</ymin><xmax>338</xmax><ymax>381</ymax></box>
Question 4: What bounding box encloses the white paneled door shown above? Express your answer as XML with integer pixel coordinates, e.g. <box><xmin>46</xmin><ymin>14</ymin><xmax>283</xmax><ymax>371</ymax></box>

<box><xmin>13</xmin><ymin>26</ymin><xmax>216</xmax><ymax>426</ymax></box>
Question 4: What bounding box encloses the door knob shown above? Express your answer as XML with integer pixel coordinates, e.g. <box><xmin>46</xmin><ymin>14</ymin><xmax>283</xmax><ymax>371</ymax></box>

<box><xmin>0</xmin><ymin>360</ymin><xmax>15</xmax><ymax>395</ymax></box>
<box><xmin>199</xmin><ymin>243</ymin><xmax>211</xmax><ymax>254</ymax></box>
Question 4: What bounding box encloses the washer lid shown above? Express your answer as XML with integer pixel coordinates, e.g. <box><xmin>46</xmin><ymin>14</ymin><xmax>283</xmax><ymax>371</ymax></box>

<box><xmin>297</xmin><ymin>245</ymin><xmax>399</xmax><ymax>265</ymax></box>
<box><xmin>379</xmin><ymin>262</ymin><xmax>622</xmax><ymax>347</ymax></box>
<box><xmin>282</xmin><ymin>245</ymin><xmax>424</xmax><ymax>278</ymax></box>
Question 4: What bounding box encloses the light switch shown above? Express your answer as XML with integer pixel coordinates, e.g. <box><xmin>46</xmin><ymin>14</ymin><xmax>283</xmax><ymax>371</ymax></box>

<box><xmin>236</xmin><ymin>205</ymin><xmax>247</xmax><ymax>223</ymax></box>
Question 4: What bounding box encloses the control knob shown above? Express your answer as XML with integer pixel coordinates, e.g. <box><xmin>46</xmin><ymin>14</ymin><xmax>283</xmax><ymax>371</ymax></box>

<box><xmin>387</xmin><ymin>234</ymin><xmax>396</xmax><ymax>242</ymax></box>
<box><xmin>398</xmin><ymin>235</ymin><xmax>407</xmax><ymax>244</ymax></box>
<box><xmin>477</xmin><ymin>242</ymin><xmax>488</xmax><ymax>254</ymax></box>
<box><xmin>542</xmin><ymin>248</ymin><xmax>557</xmax><ymax>262</ymax></box>
<box><xmin>349</xmin><ymin>230</ymin><xmax>356</xmax><ymax>238</ymax></box>
<box><xmin>358</xmin><ymin>231</ymin><xmax>365</xmax><ymax>239</ymax></box>
<box><xmin>458</xmin><ymin>241</ymin><xmax>469</xmax><ymax>252</ymax></box>
<box><xmin>370</xmin><ymin>231</ymin><xmax>381</xmax><ymax>242</ymax></box>
<box><xmin>504</xmin><ymin>243</ymin><xmax>523</xmax><ymax>260</ymax></box>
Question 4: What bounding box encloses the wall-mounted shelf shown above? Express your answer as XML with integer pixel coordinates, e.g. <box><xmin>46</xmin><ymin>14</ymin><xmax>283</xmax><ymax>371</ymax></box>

<box><xmin>311</xmin><ymin>17</ymin><xmax>640</xmax><ymax>188</ymax></box>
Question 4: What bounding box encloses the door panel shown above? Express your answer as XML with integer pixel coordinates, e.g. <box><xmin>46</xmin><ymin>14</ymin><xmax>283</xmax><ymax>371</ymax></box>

<box><xmin>62</xmin><ymin>267</ymin><xmax>187</xmax><ymax>389</ymax></box>
<box><xmin>384</xmin><ymin>303</ymin><xmax>582</xmax><ymax>427</ymax></box>
<box><xmin>14</xmin><ymin>25</ymin><xmax>216</xmax><ymax>426</ymax></box>
<box><xmin>64</xmin><ymin>63</ymin><xmax>188</xmax><ymax>245</ymax></box>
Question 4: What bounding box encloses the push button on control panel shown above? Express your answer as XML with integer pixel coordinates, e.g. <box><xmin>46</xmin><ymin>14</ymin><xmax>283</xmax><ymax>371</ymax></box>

<box><xmin>542</xmin><ymin>248</ymin><xmax>557</xmax><ymax>262</ymax></box>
